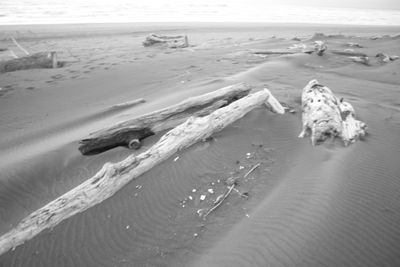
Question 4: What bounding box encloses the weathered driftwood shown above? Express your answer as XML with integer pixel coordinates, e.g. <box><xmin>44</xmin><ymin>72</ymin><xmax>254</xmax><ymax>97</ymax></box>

<box><xmin>376</xmin><ymin>53</ymin><xmax>390</xmax><ymax>63</ymax></box>
<box><xmin>0</xmin><ymin>88</ymin><xmax>284</xmax><ymax>256</ymax></box>
<box><xmin>79</xmin><ymin>83</ymin><xmax>252</xmax><ymax>155</ymax></box>
<box><xmin>0</xmin><ymin>52</ymin><xmax>59</xmax><ymax>73</ymax></box>
<box><xmin>253</xmin><ymin>49</ymin><xmax>315</xmax><ymax>56</ymax></box>
<box><xmin>299</xmin><ymin>79</ymin><xmax>366</xmax><ymax>146</ymax></box>
<box><xmin>345</xmin><ymin>42</ymin><xmax>363</xmax><ymax>48</ymax></box>
<box><xmin>349</xmin><ymin>56</ymin><xmax>369</xmax><ymax>65</ymax></box>
<box><xmin>143</xmin><ymin>34</ymin><xmax>189</xmax><ymax>48</ymax></box>
<box><xmin>390</xmin><ymin>55</ymin><xmax>399</xmax><ymax>61</ymax></box>
<box><xmin>310</xmin><ymin>33</ymin><xmax>345</xmax><ymax>40</ymax></box>
<box><xmin>331</xmin><ymin>50</ymin><xmax>367</xmax><ymax>57</ymax></box>
<box><xmin>287</xmin><ymin>44</ymin><xmax>315</xmax><ymax>54</ymax></box>
<box><xmin>314</xmin><ymin>41</ymin><xmax>327</xmax><ymax>56</ymax></box>
<box><xmin>375</xmin><ymin>53</ymin><xmax>398</xmax><ymax>63</ymax></box>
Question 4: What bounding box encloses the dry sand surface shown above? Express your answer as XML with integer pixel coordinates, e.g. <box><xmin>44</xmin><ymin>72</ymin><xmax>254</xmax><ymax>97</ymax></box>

<box><xmin>0</xmin><ymin>23</ymin><xmax>400</xmax><ymax>267</ymax></box>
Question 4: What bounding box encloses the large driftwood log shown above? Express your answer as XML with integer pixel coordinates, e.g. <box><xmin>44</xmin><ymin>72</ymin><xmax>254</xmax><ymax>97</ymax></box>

<box><xmin>298</xmin><ymin>79</ymin><xmax>366</xmax><ymax>146</ymax></box>
<box><xmin>0</xmin><ymin>52</ymin><xmax>59</xmax><ymax>73</ymax></box>
<box><xmin>143</xmin><ymin>34</ymin><xmax>189</xmax><ymax>48</ymax></box>
<box><xmin>0</xmin><ymin>88</ymin><xmax>284</xmax><ymax>256</ymax></box>
<box><xmin>79</xmin><ymin>84</ymin><xmax>252</xmax><ymax>155</ymax></box>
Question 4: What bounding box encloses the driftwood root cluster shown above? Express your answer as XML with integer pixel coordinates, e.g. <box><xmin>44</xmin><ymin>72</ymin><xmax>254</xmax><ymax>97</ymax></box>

<box><xmin>299</xmin><ymin>79</ymin><xmax>366</xmax><ymax>146</ymax></box>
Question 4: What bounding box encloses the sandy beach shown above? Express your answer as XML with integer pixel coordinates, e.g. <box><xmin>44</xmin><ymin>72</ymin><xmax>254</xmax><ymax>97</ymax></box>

<box><xmin>1</xmin><ymin>22</ymin><xmax>400</xmax><ymax>266</ymax></box>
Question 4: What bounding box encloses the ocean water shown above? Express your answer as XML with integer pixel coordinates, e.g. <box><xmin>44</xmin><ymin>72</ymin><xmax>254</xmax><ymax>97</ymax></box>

<box><xmin>0</xmin><ymin>0</ymin><xmax>400</xmax><ymax>26</ymax></box>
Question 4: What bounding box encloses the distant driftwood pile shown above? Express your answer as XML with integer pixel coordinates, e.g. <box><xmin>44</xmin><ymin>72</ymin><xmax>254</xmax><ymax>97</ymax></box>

<box><xmin>256</xmin><ymin>32</ymin><xmax>399</xmax><ymax>67</ymax></box>
<box><xmin>0</xmin><ymin>84</ymin><xmax>284</xmax><ymax>256</ymax></box>
<box><xmin>299</xmin><ymin>79</ymin><xmax>367</xmax><ymax>146</ymax></box>
<box><xmin>143</xmin><ymin>34</ymin><xmax>189</xmax><ymax>48</ymax></box>
<box><xmin>0</xmin><ymin>52</ymin><xmax>60</xmax><ymax>73</ymax></box>
<box><xmin>0</xmin><ymin>37</ymin><xmax>62</xmax><ymax>73</ymax></box>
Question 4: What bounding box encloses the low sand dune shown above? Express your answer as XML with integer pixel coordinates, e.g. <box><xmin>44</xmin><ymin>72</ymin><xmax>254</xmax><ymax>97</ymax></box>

<box><xmin>0</xmin><ymin>23</ymin><xmax>400</xmax><ymax>267</ymax></box>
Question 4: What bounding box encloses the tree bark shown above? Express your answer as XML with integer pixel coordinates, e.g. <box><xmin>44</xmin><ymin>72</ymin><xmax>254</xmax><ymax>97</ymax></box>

<box><xmin>0</xmin><ymin>51</ymin><xmax>60</xmax><ymax>73</ymax></box>
<box><xmin>0</xmin><ymin>88</ymin><xmax>284</xmax><ymax>256</ymax></box>
<box><xmin>298</xmin><ymin>79</ymin><xmax>367</xmax><ymax>146</ymax></box>
<box><xmin>79</xmin><ymin>83</ymin><xmax>252</xmax><ymax>155</ymax></box>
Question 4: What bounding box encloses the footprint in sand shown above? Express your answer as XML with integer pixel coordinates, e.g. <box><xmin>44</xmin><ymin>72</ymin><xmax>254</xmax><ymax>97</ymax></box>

<box><xmin>51</xmin><ymin>74</ymin><xmax>64</xmax><ymax>80</ymax></box>
<box><xmin>0</xmin><ymin>85</ymin><xmax>14</xmax><ymax>97</ymax></box>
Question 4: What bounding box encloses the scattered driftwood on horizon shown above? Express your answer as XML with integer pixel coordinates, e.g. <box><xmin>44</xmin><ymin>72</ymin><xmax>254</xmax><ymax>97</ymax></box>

<box><xmin>345</xmin><ymin>42</ymin><xmax>363</xmax><ymax>48</ymax></box>
<box><xmin>349</xmin><ymin>56</ymin><xmax>369</xmax><ymax>65</ymax></box>
<box><xmin>79</xmin><ymin>83</ymin><xmax>252</xmax><ymax>155</ymax></box>
<box><xmin>0</xmin><ymin>86</ymin><xmax>284</xmax><ymax>256</ymax></box>
<box><xmin>143</xmin><ymin>34</ymin><xmax>189</xmax><ymax>48</ymax></box>
<box><xmin>299</xmin><ymin>79</ymin><xmax>367</xmax><ymax>146</ymax></box>
<box><xmin>310</xmin><ymin>32</ymin><xmax>345</xmax><ymax>40</ymax></box>
<box><xmin>0</xmin><ymin>51</ymin><xmax>62</xmax><ymax>73</ymax></box>
<box><xmin>376</xmin><ymin>53</ymin><xmax>399</xmax><ymax>63</ymax></box>
<box><xmin>252</xmin><ymin>49</ymin><xmax>315</xmax><ymax>56</ymax></box>
<box><xmin>331</xmin><ymin>50</ymin><xmax>367</xmax><ymax>57</ymax></box>
<box><xmin>252</xmin><ymin>50</ymin><xmax>297</xmax><ymax>55</ymax></box>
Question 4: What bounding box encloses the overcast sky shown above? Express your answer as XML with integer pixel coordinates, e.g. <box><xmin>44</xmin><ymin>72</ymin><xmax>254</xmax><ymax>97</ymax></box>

<box><xmin>165</xmin><ymin>0</ymin><xmax>400</xmax><ymax>10</ymax></box>
<box><xmin>276</xmin><ymin>0</ymin><xmax>400</xmax><ymax>9</ymax></box>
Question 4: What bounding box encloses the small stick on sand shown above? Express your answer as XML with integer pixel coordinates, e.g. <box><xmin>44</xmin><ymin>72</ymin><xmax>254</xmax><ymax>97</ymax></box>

<box><xmin>243</xmin><ymin>163</ymin><xmax>261</xmax><ymax>178</ymax></box>
<box><xmin>106</xmin><ymin>98</ymin><xmax>146</xmax><ymax>111</ymax></box>
<box><xmin>204</xmin><ymin>184</ymin><xmax>235</xmax><ymax>218</ymax></box>
<box><xmin>10</xmin><ymin>37</ymin><xmax>30</xmax><ymax>56</ymax></box>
